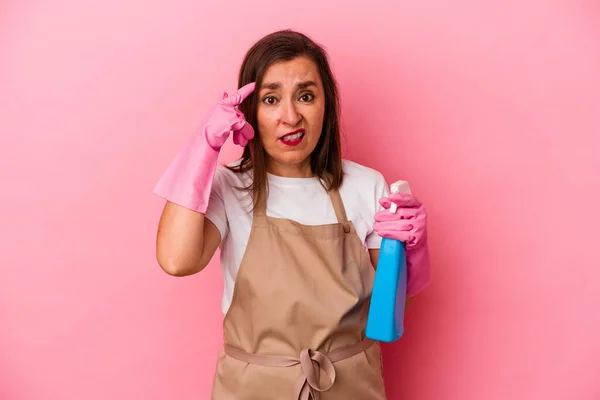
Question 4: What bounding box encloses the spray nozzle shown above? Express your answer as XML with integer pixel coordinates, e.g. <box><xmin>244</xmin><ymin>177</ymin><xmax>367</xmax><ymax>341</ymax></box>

<box><xmin>389</xmin><ymin>180</ymin><xmax>411</xmax><ymax>213</ymax></box>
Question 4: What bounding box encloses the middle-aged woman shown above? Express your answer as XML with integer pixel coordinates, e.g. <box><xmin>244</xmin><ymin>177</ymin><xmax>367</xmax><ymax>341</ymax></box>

<box><xmin>153</xmin><ymin>29</ymin><xmax>431</xmax><ymax>399</ymax></box>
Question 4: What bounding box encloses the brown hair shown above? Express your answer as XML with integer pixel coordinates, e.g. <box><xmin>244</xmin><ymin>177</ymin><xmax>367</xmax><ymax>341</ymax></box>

<box><xmin>227</xmin><ymin>29</ymin><xmax>344</xmax><ymax>210</ymax></box>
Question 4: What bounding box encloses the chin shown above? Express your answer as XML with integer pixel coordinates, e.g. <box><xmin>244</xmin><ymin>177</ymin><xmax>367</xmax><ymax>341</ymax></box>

<box><xmin>278</xmin><ymin>152</ymin><xmax>312</xmax><ymax>165</ymax></box>
<box><xmin>266</xmin><ymin>147</ymin><xmax>313</xmax><ymax>167</ymax></box>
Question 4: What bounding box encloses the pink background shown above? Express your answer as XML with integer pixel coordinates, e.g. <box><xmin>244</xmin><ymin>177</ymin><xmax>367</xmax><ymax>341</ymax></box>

<box><xmin>2</xmin><ymin>1</ymin><xmax>599</xmax><ymax>399</ymax></box>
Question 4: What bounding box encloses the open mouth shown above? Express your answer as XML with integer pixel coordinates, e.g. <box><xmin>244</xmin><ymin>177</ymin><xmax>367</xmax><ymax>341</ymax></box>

<box><xmin>280</xmin><ymin>129</ymin><xmax>305</xmax><ymax>146</ymax></box>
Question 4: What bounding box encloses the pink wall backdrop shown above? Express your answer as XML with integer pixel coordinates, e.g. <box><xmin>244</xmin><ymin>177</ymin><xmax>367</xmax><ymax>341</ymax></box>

<box><xmin>2</xmin><ymin>1</ymin><xmax>599</xmax><ymax>399</ymax></box>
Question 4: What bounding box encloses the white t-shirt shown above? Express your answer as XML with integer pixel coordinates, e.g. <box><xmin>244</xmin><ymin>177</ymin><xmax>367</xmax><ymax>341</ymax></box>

<box><xmin>205</xmin><ymin>159</ymin><xmax>389</xmax><ymax>314</ymax></box>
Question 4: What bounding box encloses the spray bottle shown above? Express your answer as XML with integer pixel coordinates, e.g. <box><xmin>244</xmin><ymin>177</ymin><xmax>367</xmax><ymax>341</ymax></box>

<box><xmin>365</xmin><ymin>180</ymin><xmax>410</xmax><ymax>342</ymax></box>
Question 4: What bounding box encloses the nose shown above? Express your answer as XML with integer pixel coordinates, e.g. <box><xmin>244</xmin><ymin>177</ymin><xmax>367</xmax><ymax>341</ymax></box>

<box><xmin>281</xmin><ymin>101</ymin><xmax>302</xmax><ymax>126</ymax></box>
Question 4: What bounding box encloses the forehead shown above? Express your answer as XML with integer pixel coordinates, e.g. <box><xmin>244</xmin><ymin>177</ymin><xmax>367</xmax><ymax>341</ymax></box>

<box><xmin>261</xmin><ymin>56</ymin><xmax>322</xmax><ymax>87</ymax></box>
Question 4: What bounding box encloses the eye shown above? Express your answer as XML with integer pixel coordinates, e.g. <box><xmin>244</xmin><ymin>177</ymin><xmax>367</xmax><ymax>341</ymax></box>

<box><xmin>262</xmin><ymin>95</ymin><xmax>278</xmax><ymax>105</ymax></box>
<box><xmin>298</xmin><ymin>93</ymin><xmax>314</xmax><ymax>102</ymax></box>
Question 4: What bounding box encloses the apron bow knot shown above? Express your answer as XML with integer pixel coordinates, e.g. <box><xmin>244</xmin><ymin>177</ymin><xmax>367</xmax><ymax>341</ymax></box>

<box><xmin>223</xmin><ymin>339</ymin><xmax>375</xmax><ymax>400</ymax></box>
<box><xmin>294</xmin><ymin>348</ymin><xmax>336</xmax><ymax>400</ymax></box>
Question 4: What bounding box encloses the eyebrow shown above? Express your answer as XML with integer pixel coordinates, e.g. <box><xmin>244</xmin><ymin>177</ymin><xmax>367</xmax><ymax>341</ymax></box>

<box><xmin>260</xmin><ymin>80</ymin><xmax>317</xmax><ymax>90</ymax></box>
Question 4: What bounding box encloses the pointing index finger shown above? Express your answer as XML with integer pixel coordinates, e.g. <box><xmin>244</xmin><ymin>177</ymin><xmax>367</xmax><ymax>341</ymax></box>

<box><xmin>222</xmin><ymin>82</ymin><xmax>256</xmax><ymax>106</ymax></box>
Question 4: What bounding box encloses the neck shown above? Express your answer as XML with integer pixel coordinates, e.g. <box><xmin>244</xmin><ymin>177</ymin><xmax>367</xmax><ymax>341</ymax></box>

<box><xmin>266</xmin><ymin>158</ymin><xmax>312</xmax><ymax>178</ymax></box>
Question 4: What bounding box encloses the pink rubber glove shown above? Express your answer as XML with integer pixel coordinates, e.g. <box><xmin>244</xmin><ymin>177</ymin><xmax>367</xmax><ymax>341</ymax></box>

<box><xmin>153</xmin><ymin>82</ymin><xmax>255</xmax><ymax>213</ymax></box>
<box><xmin>374</xmin><ymin>193</ymin><xmax>431</xmax><ymax>297</ymax></box>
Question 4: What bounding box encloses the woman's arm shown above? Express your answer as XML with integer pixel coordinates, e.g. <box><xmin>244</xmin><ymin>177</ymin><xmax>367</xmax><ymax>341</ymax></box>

<box><xmin>368</xmin><ymin>249</ymin><xmax>379</xmax><ymax>271</ymax></box>
<box><xmin>156</xmin><ymin>201</ymin><xmax>222</xmax><ymax>276</ymax></box>
<box><xmin>368</xmin><ymin>249</ymin><xmax>413</xmax><ymax>308</ymax></box>
<box><xmin>153</xmin><ymin>83</ymin><xmax>255</xmax><ymax>277</ymax></box>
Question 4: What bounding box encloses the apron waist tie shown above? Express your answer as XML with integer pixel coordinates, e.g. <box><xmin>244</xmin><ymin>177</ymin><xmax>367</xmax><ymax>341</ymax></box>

<box><xmin>224</xmin><ymin>338</ymin><xmax>375</xmax><ymax>400</ymax></box>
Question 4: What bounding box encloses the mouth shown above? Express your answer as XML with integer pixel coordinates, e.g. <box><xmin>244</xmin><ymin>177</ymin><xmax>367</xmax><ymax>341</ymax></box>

<box><xmin>279</xmin><ymin>129</ymin><xmax>305</xmax><ymax>146</ymax></box>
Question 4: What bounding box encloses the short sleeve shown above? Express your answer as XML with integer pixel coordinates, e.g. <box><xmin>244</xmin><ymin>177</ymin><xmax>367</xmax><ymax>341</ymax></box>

<box><xmin>204</xmin><ymin>169</ymin><xmax>229</xmax><ymax>240</ymax></box>
<box><xmin>365</xmin><ymin>172</ymin><xmax>389</xmax><ymax>249</ymax></box>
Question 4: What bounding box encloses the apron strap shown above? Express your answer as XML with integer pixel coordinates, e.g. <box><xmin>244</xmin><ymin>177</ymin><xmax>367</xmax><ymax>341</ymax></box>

<box><xmin>328</xmin><ymin>189</ymin><xmax>349</xmax><ymax>224</ymax></box>
<box><xmin>253</xmin><ymin>189</ymin><xmax>267</xmax><ymax>217</ymax></box>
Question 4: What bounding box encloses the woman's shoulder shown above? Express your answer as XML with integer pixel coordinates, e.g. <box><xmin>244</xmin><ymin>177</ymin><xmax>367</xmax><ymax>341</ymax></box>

<box><xmin>339</xmin><ymin>160</ymin><xmax>388</xmax><ymax>221</ymax></box>
<box><xmin>342</xmin><ymin>159</ymin><xmax>387</xmax><ymax>187</ymax></box>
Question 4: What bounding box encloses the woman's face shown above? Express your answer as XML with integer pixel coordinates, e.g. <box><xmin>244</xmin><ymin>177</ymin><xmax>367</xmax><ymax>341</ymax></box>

<box><xmin>256</xmin><ymin>56</ymin><xmax>325</xmax><ymax>177</ymax></box>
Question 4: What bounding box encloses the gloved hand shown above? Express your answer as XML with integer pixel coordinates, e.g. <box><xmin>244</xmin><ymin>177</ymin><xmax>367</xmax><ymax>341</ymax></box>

<box><xmin>153</xmin><ymin>82</ymin><xmax>255</xmax><ymax>213</ymax></box>
<box><xmin>374</xmin><ymin>193</ymin><xmax>431</xmax><ymax>297</ymax></box>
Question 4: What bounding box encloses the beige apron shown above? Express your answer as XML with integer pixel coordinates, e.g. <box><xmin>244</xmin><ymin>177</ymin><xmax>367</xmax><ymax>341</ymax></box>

<box><xmin>211</xmin><ymin>188</ymin><xmax>387</xmax><ymax>399</ymax></box>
